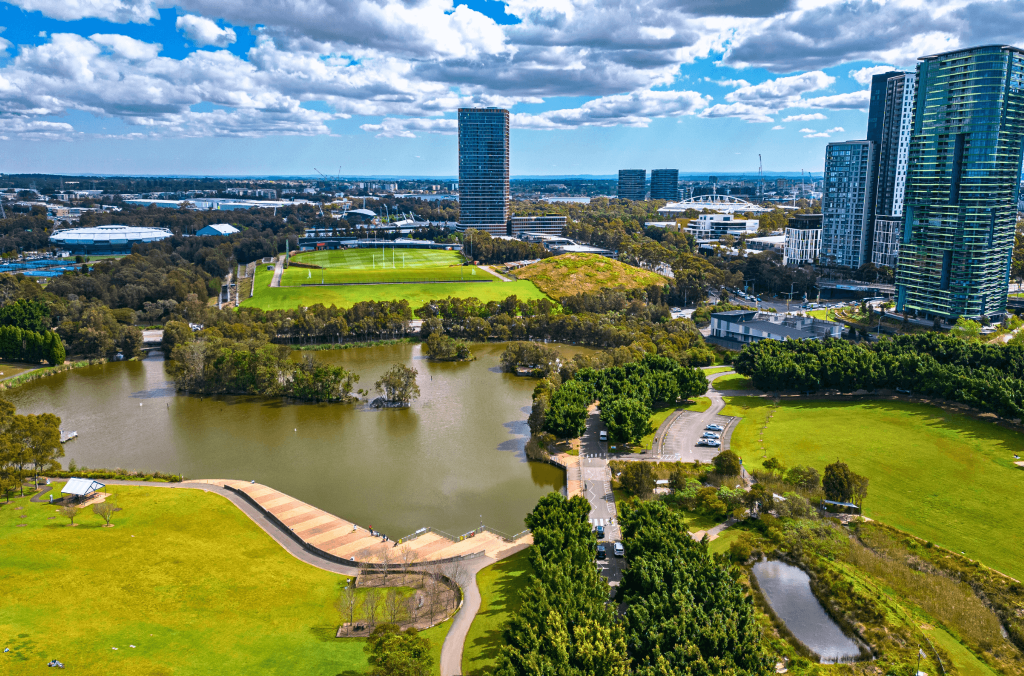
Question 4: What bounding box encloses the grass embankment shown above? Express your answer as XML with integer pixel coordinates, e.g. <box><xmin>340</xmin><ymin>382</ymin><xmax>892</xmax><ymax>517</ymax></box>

<box><xmin>286</xmin><ymin>249</ymin><xmax>471</xmax><ymax>285</ymax></box>
<box><xmin>712</xmin><ymin>374</ymin><xmax>755</xmax><ymax>391</ymax></box>
<box><xmin>0</xmin><ymin>360</ymin><xmax>93</xmax><ymax>392</ymax></box>
<box><xmin>702</xmin><ymin>366</ymin><xmax>734</xmax><ymax>375</ymax></box>
<box><xmin>462</xmin><ymin>550</ymin><xmax>533</xmax><ymax>675</ymax></box>
<box><xmin>722</xmin><ymin>397</ymin><xmax>1024</xmax><ymax>580</ymax></box>
<box><xmin>0</xmin><ymin>362</ymin><xmax>43</xmax><ymax>381</ymax></box>
<box><xmin>0</xmin><ymin>484</ymin><xmax>451</xmax><ymax>675</ymax></box>
<box><xmin>513</xmin><ymin>253</ymin><xmax>665</xmax><ymax>299</ymax></box>
<box><xmin>244</xmin><ymin>265</ymin><xmax>550</xmax><ymax>311</ymax></box>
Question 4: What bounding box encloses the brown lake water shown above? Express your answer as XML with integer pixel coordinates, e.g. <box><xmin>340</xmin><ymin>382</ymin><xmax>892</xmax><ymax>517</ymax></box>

<box><xmin>7</xmin><ymin>342</ymin><xmax>577</xmax><ymax>538</ymax></box>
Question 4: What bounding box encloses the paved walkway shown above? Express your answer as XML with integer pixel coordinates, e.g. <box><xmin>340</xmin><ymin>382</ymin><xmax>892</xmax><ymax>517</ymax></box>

<box><xmin>270</xmin><ymin>255</ymin><xmax>284</xmax><ymax>288</ymax></box>
<box><xmin>439</xmin><ymin>554</ymin><xmax>497</xmax><ymax>676</ymax></box>
<box><xmin>479</xmin><ymin>265</ymin><xmax>513</xmax><ymax>282</ymax></box>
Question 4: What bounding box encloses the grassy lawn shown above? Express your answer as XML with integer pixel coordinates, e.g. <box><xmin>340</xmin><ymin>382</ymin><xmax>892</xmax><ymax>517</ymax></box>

<box><xmin>721</xmin><ymin>396</ymin><xmax>1024</xmax><ymax>580</ymax></box>
<box><xmin>0</xmin><ymin>484</ymin><xmax>449</xmax><ymax>675</ymax></box>
<box><xmin>0</xmin><ymin>362</ymin><xmax>42</xmax><ymax>381</ymax></box>
<box><xmin>707</xmin><ymin>527</ymin><xmax>742</xmax><ymax>555</ymax></box>
<box><xmin>514</xmin><ymin>253</ymin><xmax>665</xmax><ymax>299</ymax></box>
<box><xmin>462</xmin><ymin>550</ymin><xmax>533</xmax><ymax>676</ymax></box>
<box><xmin>245</xmin><ymin>265</ymin><xmax>549</xmax><ymax>311</ymax></box>
<box><xmin>286</xmin><ymin>249</ymin><xmax>470</xmax><ymax>285</ymax></box>
<box><xmin>712</xmin><ymin>374</ymin><xmax>755</xmax><ymax>391</ymax></box>
<box><xmin>702</xmin><ymin>366</ymin><xmax>734</xmax><ymax>375</ymax></box>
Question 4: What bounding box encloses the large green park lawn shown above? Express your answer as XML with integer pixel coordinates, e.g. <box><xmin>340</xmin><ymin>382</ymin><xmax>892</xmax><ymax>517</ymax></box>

<box><xmin>0</xmin><ymin>485</ymin><xmax>450</xmax><ymax>675</ymax></box>
<box><xmin>712</xmin><ymin>373</ymin><xmax>755</xmax><ymax>390</ymax></box>
<box><xmin>722</xmin><ymin>397</ymin><xmax>1024</xmax><ymax>580</ymax></box>
<box><xmin>462</xmin><ymin>549</ymin><xmax>533</xmax><ymax>676</ymax></box>
<box><xmin>244</xmin><ymin>266</ymin><xmax>549</xmax><ymax>311</ymax></box>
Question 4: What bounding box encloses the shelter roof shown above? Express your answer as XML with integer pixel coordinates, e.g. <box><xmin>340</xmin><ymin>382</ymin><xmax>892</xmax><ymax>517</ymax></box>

<box><xmin>61</xmin><ymin>478</ymin><xmax>105</xmax><ymax>496</ymax></box>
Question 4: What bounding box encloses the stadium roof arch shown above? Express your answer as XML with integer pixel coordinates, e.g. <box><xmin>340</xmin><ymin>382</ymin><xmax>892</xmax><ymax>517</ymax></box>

<box><xmin>658</xmin><ymin>194</ymin><xmax>776</xmax><ymax>215</ymax></box>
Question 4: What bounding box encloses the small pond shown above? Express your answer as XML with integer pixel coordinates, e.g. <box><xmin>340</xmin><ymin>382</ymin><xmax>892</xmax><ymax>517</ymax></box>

<box><xmin>752</xmin><ymin>560</ymin><xmax>863</xmax><ymax>663</ymax></box>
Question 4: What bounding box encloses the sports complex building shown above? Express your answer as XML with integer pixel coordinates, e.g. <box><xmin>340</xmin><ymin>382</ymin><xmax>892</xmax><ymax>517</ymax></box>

<box><xmin>50</xmin><ymin>225</ymin><xmax>173</xmax><ymax>254</ymax></box>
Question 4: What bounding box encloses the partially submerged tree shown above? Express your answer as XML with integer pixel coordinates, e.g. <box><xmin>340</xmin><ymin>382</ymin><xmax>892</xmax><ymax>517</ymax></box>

<box><xmin>374</xmin><ymin>364</ymin><xmax>420</xmax><ymax>406</ymax></box>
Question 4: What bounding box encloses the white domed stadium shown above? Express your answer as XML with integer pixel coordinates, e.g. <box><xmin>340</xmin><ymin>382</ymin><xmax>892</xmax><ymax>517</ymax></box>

<box><xmin>50</xmin><ymin>225</ymin><xmax>173</xmax><ymax>255</ymax></box>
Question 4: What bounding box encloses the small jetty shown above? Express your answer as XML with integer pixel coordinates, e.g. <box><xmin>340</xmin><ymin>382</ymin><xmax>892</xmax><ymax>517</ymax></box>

<box><xmin>60</xmin><ymin>430</ymin><xmax>78</xmax><ymax>443</ymax></box>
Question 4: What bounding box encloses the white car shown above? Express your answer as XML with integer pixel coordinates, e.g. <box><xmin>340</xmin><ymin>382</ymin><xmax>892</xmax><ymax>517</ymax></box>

<box><xmin>701</xmin><ymin>431</ymin><xmax>720</xmax><ymax>439</ymax></box>
<box><xmin>613</xmin><ymin>542</ymin><xmax>624</xmax><ymax>557</ymax></box>
<box><xmin>705</xmin><ymin>424</ymin><xmax>724</xmax><ymax>431</ymax></box>
<box><xmin>697</xmin><ymin>438</ymin><xmax>721</xmax><ymax>447</ymax></box>
<box><xmin>599</xmin><ymin>430</ymin><xmax>608</xmax><ymax>442</ymax></box>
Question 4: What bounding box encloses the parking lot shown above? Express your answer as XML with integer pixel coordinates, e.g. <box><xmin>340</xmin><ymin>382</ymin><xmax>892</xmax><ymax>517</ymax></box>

<box><xmin>660</xmin><ymin>410</ymin><xmax>738</xmax><ymax>463</ymax></box>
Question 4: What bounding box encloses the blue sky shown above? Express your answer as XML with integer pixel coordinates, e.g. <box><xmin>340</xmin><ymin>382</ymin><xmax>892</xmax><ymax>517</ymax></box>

<box><xmin>0</xmin><ymin>0</ymin><xmax>1020</xmax><ymax>176</ymax></box>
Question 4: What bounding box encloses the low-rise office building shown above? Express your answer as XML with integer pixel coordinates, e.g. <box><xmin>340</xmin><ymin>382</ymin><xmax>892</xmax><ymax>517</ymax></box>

<box><xmin>510</xmin><ymin>215</ymin><xmax>566</xmax><ymax>237</ymax></box>
<box><xmin>709</xmin><ymin>309</ymin><xmax>843</xmax><ymax>346</ymax></box>
<box><xmin>683</xmin><ymin>213</ymin><xmax>759</xmax><ymax>242</ymax></box>
<box><xmin>197</xmin><ymin>224</ymin><xmax>240</xmax><ymax>236</ymax></box>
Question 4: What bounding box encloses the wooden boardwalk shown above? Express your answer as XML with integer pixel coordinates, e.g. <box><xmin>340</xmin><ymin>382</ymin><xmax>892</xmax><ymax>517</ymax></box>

<box><xmin>192</xmin><ymin>480</ymin><xmax>532</xmax><ymax>564</ymax></box>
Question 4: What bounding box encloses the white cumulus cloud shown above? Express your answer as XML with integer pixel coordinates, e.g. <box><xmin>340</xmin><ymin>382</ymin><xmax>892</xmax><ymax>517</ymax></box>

<box><xmin>782</xmin><ymin>113</ymin><xmax>826</xmax><ymax>122</ymax></box>
<box><xmin>176</xmin><ymin>15</ymin><xmax>237</xmax><ymax>48</ymax></box>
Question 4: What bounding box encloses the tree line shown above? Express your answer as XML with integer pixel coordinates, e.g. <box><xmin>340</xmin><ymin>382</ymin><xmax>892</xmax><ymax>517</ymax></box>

<box><xmin>0</xmin><ymin>400</ymin><xmax>63</xmax><ymax>500</ymax></box>
<box><xmin>533</xmin><ymin>352</ymin><xmax>709</xmax><ymax>443</ymax></box>
<box><xmin>496</xmin><ymin>493</ymin><xmax>772</xmax><ymax>676</ymax></box>
<box><xmin>733</xmin><ymin>333</ymin><xmax>1024</xmax><ymax>419</ymax></box>
<box><xmin>167</xmin><ymin>337</ymin><xmax>360</xmax><ymax>402</ymax></box>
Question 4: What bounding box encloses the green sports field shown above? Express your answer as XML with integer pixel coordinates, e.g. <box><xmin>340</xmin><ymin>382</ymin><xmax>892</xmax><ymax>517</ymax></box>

<box><xmin>286</xmin><ymin>248</ymin><xmax>473</xmax><ymax>285</ymax></box>
<box><xmin>722</xmin><ymin>397</ymin><xmax>1024</xmax><ymax>580</ymax></box>
<box><xmin>243</xmin><ymin>265</ymin><xmax>550</xmax><ymax>311</ymax></box>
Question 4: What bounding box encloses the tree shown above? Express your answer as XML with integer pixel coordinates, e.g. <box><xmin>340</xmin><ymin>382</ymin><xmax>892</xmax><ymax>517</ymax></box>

<box><xmin>363</xmin><ymin>587</ymin><xmax>382</xmax><ymax>630</ymax></box>
<box><xmin>543</xmin><ymin>379</ymin><xmax>593</xmax><ymax>439</ymax></box>
<box><xmin>364</xmin><ymin>624</ymin><xmax>432</xmax><ymax>676</ymax></box>
<box><xmin>785</xmin><ymin>465</ymin><xmax>821</xmax><ymax>491</ymax></box>
<box><xmin>950</xmin><ymin>317</ymin><xmax>981</xmax><ymax>341</ymax></box>
<box><xmin>92</xmin><ymin>501</ymin><xmax>117</xmax><ymax>526</ymax></box>
<box><xmin>384</xmin><ymin>588</ymin><xmax>404</xmax><ymax>625</ymax></box>
<box><xmin>676</xmin><ymin>366</ymin><xmax>709</xmax><ymax>401</ymax></box>
<box><xmin>26</xmin><ymin>413</ymin><xmax>62</xmax><ymax>488</ymax></box>
<box><xmin>851</xmin><ymin>472</ymin><xmax>869</xmax><ymax>507</ymax></box>
<box><xmin>59</xmin><ymin>503</ymin><xmax>79</xmax><ymax>526</ymax></box>
<box><xmin>600</xmin><ymin>397</ymin><xmax>652</xmax><ymax>444</ymax></box>
<box><xmin>762</xmin><ymin>456</ymin><xmax>786</xmax><ymax>478</ymax></box>
<box><xmin>620</xmin><ymin>461</ymin><xmax>655</xmax><ymax>499</ymax></box>
<box><xmin>336</xmin><ymin>581</ymin><xmax>359</xmax><ymax>635</ymax></box>
<box><xmin>823</xmin><ymin>460</ymin><xmax>854</xmax><ymax>503</ymax></box>
<box><xmin>713</xmin><ymin>449</ymin><xmax>741</xmax><ymax>477</ymax></box>
<box><xmin>743</xmin><ymin>483</ymin><xmax>775</xmax><ymax>517</ymax></box>
<box><xmin>375</xmin><ymin>364</ymin><xmax>420</xmax><ymax>405</ymax></box>
<box><xmin>424</xmin><ymin>333</ymin><xmax>471</xmax><ymax>361</ymax></box>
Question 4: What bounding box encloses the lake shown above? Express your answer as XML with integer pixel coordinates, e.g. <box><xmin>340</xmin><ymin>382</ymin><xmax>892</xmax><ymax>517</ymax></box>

<box><xmin>7</xmin><ymin>342</ymin><xmax>575</xmax><ymax>538</ymax></box>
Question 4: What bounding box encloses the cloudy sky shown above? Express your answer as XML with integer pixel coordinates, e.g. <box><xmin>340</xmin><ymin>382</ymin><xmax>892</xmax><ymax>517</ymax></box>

<box><xmin>0</xmin><ymin>0</ymin><xmax>1021</xmax><ymax>176</ymax></box>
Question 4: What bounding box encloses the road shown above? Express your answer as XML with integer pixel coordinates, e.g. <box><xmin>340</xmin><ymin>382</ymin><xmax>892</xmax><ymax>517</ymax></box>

<box><xmin>576</xmin><ymin>408</ymin><xmax>628</xmax><ymax>585</ymax></box>
<box><xmin>270</xmin><ymin>255</ymin><xmax>284</xmax><ymax>288</ymax></box>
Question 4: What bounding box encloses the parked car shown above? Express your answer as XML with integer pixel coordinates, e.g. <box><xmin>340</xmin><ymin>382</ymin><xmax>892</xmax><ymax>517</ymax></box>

<box><xmin>701</xmin><ymin>431</ymin><xmax>720</xmax><ymax>439</ymax></box>
<box><xmin>705</xmin><ymin>424</ymin><xmax>724</xmax><ymax>431</ymax></box>
<box><xmin>596</xmin><ymin>544</ymin><xmax>607</xmax><ymax>560</ymax></box>
<box><xmin>697</xmin><ymin>439</ymin><xmax>721</xmax><ymax>447</ymax></box>
<box><xmin>599</xmin><ymin>430</ymin><xmax>608</xmax><ymax>442</ymax></box>
<box><xmin>595</xmin><ymin>524</ymin><xmax>605</xmax><ymax>539</ymax></box>
<box><xmin>613</xmin><ymin>542</ymin><xmax>624</xmax><ymax>557</ymax></box>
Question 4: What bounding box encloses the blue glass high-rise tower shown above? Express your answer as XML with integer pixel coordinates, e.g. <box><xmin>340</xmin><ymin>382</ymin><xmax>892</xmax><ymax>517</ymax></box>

<box><xmin>895</xmin><ymin>45</ymin><xmax>1024</xmax><ymax>319</ymax></box>
<box><xmin>458</xmin><ymin>108</ymin><xmax>510</xmax><ymax>236</ymax></box>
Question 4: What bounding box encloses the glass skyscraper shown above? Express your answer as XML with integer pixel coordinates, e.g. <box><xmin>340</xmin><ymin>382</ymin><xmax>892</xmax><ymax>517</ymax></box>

<box><xmin>458</xmin><ymin>108</ymin><xmax>510</xmax><ymax>236</ymax></box>
<box><xmin>821</xmin><ymin>140</ymin><xmax>875</xmax><ymax>268</ymax></box>
<box><xmin>871</xmin><ymin>72</ymin><xmax>917</xmax><ymax>268</ymax></box>
<box><xmin>617</xmin><ymin>170</ymin><xmax>647</xmax><ymax>200</ymax></box>
<box><xmin>896</xmin><ymin>45</ymin><xmax>1024</xmax><ymax>319</ymax></box>
<box><xmin>649</xmin><ymin>169</ymin><xmax>680</xmax><ymax>200</ymax></box>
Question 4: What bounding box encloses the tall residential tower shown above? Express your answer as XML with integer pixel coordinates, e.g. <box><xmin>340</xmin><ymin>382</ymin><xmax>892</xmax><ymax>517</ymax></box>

<box><xmin>458</xmin><ymin>108</ymin><xmax>510</xmax><ymax>236</ymax></box>
<box><xmin>871</xmin><ymin>72</ymin><xmax>917</xmax><ymax>268</ymax></box>
<box><xmin>821</xmin><ymin>140</ymin><xmax>875</xmax><ymax>268</ymax></box>
<box><xmin>896</xmin><ymin>45</ymin><xmax>1024</xmax><ymax>319</ymax></box>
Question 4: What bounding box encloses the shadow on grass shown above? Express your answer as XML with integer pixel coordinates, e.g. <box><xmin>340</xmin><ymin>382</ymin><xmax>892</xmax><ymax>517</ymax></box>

<box><xmin>463</xmin><ymin>552</ymin><xmax>534</xmax><ymax>676</ymax></box>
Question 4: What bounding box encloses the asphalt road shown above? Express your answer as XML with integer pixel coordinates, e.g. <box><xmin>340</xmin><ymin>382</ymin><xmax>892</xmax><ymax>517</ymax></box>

<box><xmin>660</xmin><ymin>371</ymin><xmax>738</xmax><ymax>463</ymax></box>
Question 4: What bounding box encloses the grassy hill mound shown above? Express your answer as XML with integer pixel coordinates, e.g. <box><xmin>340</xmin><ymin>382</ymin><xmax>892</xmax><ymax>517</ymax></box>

<box><xmin>513</xmin><ymin>253</ymin><xmax>666</xmax><ymax>298</ymax></box>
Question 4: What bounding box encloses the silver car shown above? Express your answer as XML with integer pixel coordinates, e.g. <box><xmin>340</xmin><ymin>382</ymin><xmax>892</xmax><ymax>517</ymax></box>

<box><xmin>701</xmin><ymin>431</ymin><xmax>720</xmax><ymax>439</ymax></box>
